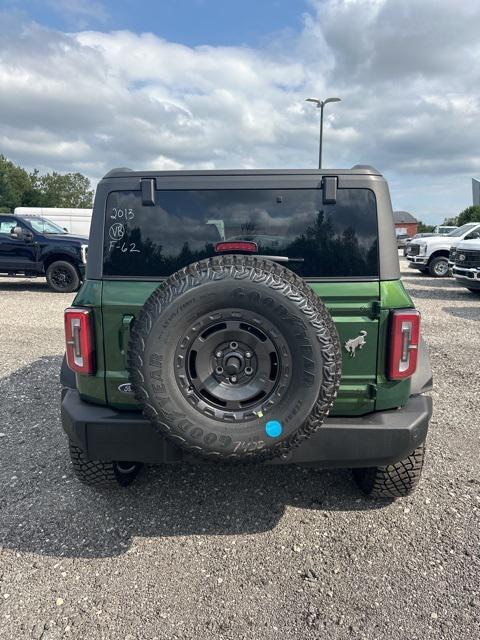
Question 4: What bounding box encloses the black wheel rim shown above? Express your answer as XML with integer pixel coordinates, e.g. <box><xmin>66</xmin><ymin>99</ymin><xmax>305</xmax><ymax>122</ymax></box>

<box><xmin>50</xmin><ymin>266</ymin><xmax>74</xmax><ymax>289</ymax></box>
<box><xmin>174</xmin><ymin>309</ymin><xmax>291</xmax><ymax>422</ymax></box>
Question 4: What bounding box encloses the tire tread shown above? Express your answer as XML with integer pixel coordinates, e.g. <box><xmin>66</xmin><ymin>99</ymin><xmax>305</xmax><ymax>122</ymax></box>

<box><xmin>354</xmin><ymin>443</ymin><xmax>426</xmax><ymax>498</ymax></box>
<box><xmin>69</xmin><ymin>442</ymin><xmax>140</xmax><ymax>488</ymax></box>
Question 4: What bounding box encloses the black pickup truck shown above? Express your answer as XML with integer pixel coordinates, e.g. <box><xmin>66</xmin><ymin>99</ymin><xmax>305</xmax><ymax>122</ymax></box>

<box><xmin>0</xmin><ymin>213</ymin><xmax>88</xmax><ymax>292</ymax></box>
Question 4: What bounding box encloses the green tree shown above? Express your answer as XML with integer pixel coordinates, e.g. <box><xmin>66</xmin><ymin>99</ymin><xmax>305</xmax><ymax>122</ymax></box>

<box><xmin>455</xmin><ymin>205</ymin><xmax>480</xmax><ymax>226</ymax></box>
<box><xmin>0</xmin><ymin>155</ymin><xmax>94</xmax><ymax>210</ymax></box>
<box><xmin>443</xmin><ymin>216</ymin><xmax>458</xmax><ymax>226</ymax></box>
<box><xmin>34</xmin><ymin>172</ymin><xmax>94</xmax><ymax>208</ymax></box>
<box><xmin>417</xmin><ymin>220</ymin><xmax>435</xmax><ymax>233</ymax></box>
<box><xmin>0</xmin><ymin>155</ymin><xmax>33</xmax><ymax>211</ymax></box>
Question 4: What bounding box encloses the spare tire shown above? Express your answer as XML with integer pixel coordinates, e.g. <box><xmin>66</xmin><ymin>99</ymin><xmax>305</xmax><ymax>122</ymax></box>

<box><xmin>128</xmin><ymin>255</ymin><xmax>342</xmax><ymax>461</ymax></box>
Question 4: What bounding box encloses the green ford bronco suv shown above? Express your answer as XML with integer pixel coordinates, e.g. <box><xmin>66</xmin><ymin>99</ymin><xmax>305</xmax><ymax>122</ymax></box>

<box><xmin>60</xmin><ymin>166</ymin><xmax>433</xmax><ymax>498</ymax></box>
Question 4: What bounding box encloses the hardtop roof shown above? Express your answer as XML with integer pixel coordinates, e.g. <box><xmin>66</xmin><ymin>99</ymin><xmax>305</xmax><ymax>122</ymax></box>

<box><xmin>103</xmin><ymin>165</ymin><xmax>382</xmax><ymax>179</ymax></box>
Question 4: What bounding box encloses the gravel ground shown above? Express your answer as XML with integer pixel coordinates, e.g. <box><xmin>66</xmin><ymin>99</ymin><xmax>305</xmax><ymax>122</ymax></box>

<box><xmin>0</xmin><ymin>262</ymin><xmax>479</xmax><ymax>640</ymax></box>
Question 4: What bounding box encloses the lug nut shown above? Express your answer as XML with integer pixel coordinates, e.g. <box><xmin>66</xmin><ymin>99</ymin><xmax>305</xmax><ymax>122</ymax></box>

<box><xmin>245</xmin><ymin>367</ymin><xmax>253</xmax><ymax>375</ymax></box>
<box><xmin>245</xmin><ymin>352</ymin><xmax>252</xmax><ymax>358</ymax></box>
<box><xmin>215</xmin><ymin>351</ymin><xmax>223</xmax><ymax>358</ymax></box>
<box><xmin>230</xmin><ymin>375</ymin><xmax>237</xmax><ymax>383</ymax></box>
<box><xmin>215</xmin><ymin>366</ymin><xmax>224</xmax><ymax>374</ymax></box>
<box><xmin>230</xmin><ymin>342</ymin><xmax>238</xmax><ymax>350</ymax></box>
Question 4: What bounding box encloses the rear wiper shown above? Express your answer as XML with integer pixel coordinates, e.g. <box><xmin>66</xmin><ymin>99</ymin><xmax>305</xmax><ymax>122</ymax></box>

<box><xmin>256</xmin><ymin>255</ymin><xmax>304</xmax><ymax>263</ymax></box>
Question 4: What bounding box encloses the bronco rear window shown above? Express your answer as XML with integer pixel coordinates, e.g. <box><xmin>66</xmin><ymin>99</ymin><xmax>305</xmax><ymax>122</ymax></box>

<box><xmin>103</xmin><ymin>188</ymin><xmax>378</xmax><ymax>278</ymax></box>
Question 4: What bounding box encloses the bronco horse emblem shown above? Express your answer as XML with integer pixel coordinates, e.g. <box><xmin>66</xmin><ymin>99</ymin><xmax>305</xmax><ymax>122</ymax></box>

<box><xmin>344</xmin><ymin>330</ymin><xmax>367</xmax><ymax>358</ymax></box>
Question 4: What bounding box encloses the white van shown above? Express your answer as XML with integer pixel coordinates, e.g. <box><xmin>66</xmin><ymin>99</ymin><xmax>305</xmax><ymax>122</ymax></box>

<box><xmin>14</xmin><ymin>207</ymin><xmax>92</xmax><ymax>236</ymax></box>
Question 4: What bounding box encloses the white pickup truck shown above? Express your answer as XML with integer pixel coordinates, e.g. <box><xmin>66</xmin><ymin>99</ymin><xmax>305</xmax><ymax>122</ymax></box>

<box><xmin>406</xmin><ymin>222</ymin><xmax>480</xmax><ymax>277</ymax></box>
<box><xmin>451</xmin><ymin>237</ymin><xmax>480</xmax><ymax>293</ymax></box>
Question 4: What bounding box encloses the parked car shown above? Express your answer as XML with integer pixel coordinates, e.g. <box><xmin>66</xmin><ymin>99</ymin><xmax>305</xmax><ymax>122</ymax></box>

<box><xmin>396</xmin><ymin>232</ymin><xmax>410</xmax><ymax>249</ymax></box>
<box><xmin>60</xmin><ymin>165</ymin><xmax>433</xmax><ymax>499</ymax></box>
<box><xmin>0</xmin><ymin>213</ymin><xmax>88</xmax><ymax>292</ymax></box>
<box><xmin>405</xmin><ymin>222</ymin><xmax>480</xmax><ymax>276</ymax></box>
<box><xmin>451</xmin><ymin>235</ymin><xmax>480</xmax><ymax>293</ymax></box>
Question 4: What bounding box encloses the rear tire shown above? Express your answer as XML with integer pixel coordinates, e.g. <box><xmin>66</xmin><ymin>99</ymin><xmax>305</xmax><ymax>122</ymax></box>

<box><xmin>428</xmin><ymin>256</ymin><xmax>449</xmax><ymax>278</ymax></box>
<box><xmin>353</xmin><ymin>443</ymin><xmax>426</xmax><ymax>498</ymax></box>
<box><xmin>69</xmin><ymin>441</ymin><xmax>142</xmax><ymax>488</ymax></box>
<box><xmin>46</xmin><ymin>260</ymin><xmax>80</xmax><ymax>293</ymax></box>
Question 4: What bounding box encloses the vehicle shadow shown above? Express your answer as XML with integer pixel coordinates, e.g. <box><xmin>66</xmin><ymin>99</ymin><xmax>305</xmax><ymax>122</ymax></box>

<box><xmin>400</xmin><ymin>270</ymin><xmax>429</xmax><ymax>281</ymax></box>
<box><xmin>0</xmin><ymin>277</ymin><xmax>53</xmax><ymax>293</ymax></box>
<box><xmin>442</xmin><ymin>306</ymin><xmax>480</xmax><ymax>321</ymax></box>
<box><xmin>0</xmin><ymin>357</ymin><xmax>391</xmax><ymax>559</ymax></box>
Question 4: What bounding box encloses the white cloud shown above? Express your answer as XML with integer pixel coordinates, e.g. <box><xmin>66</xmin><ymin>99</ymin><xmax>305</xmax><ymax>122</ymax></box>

<box><xmin>1</xmin><ymin>1</ymin><xmax>480</xmax><ymax>221</ymax></box>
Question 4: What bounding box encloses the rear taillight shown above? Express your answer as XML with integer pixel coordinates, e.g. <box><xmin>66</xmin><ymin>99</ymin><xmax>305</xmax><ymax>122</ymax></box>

<box><xmin>388</xmin><ymin>310</ymin><xmax>420</xmax><ymax>380</ymax></box>
<box><xmin>64</xmin><ymin>308</ymin><xmax>95</xmax><ymax>375</ymax></box>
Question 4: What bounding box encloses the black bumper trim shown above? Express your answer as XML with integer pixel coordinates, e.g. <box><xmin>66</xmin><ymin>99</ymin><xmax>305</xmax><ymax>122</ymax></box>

<box><xmin>61</xmin><ymin>390</ymin><xmax>432</xmax><ymax>468</ymax></box>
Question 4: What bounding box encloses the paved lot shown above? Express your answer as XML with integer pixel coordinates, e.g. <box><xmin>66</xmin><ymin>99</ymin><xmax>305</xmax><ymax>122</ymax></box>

<box><xmin>0</xmin><ymin>262</ymin><xmax>479</xmax><ymax>640</ymax></box>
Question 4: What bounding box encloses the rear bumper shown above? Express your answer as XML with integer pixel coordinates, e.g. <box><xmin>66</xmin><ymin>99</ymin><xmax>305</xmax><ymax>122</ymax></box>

<box><xmin>61</xmin><ymin>389</ymin><xmax>432</xmax><ymax>468</ymax></box>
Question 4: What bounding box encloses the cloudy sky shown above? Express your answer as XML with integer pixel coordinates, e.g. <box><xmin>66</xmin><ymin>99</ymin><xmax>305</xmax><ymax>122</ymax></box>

<box><xmin>1</xmin><ymin>0</ymin><xmax>479</xmax><ymax>223</ymax></box>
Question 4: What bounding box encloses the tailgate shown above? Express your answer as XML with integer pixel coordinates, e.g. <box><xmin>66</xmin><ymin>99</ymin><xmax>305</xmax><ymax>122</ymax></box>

<box><xmin>101</xmin><ymin>280</ymin><xmax>380</xmax><ymax>416</ymax></box>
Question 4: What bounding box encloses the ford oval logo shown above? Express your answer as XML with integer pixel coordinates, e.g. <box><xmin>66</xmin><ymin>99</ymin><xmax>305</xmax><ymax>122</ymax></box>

<box><xmin>458</xmin><ymin>254</ymin><xmax>466</xmax><ymax>261</ymax></box>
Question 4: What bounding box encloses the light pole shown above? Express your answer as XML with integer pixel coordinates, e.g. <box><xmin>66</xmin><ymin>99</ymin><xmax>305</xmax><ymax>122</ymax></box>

<box><xmin>305</xmin><ymin>97</ymin><xmax>342</xmax><ymax>169</ymax></box>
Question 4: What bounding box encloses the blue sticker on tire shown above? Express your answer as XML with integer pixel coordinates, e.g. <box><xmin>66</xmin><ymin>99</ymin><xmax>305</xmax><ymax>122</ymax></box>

<box><xmin>265</xmin><ymin>420</ymin><xmax>282</xmax><ymax>438</ymax></box>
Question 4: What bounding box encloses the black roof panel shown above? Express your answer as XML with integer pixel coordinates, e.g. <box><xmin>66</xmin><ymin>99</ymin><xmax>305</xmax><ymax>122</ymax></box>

<box><xmin>103</xmin><ymin>166</ymin><xmax>382</xmax><ymax>179</ymax></box>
